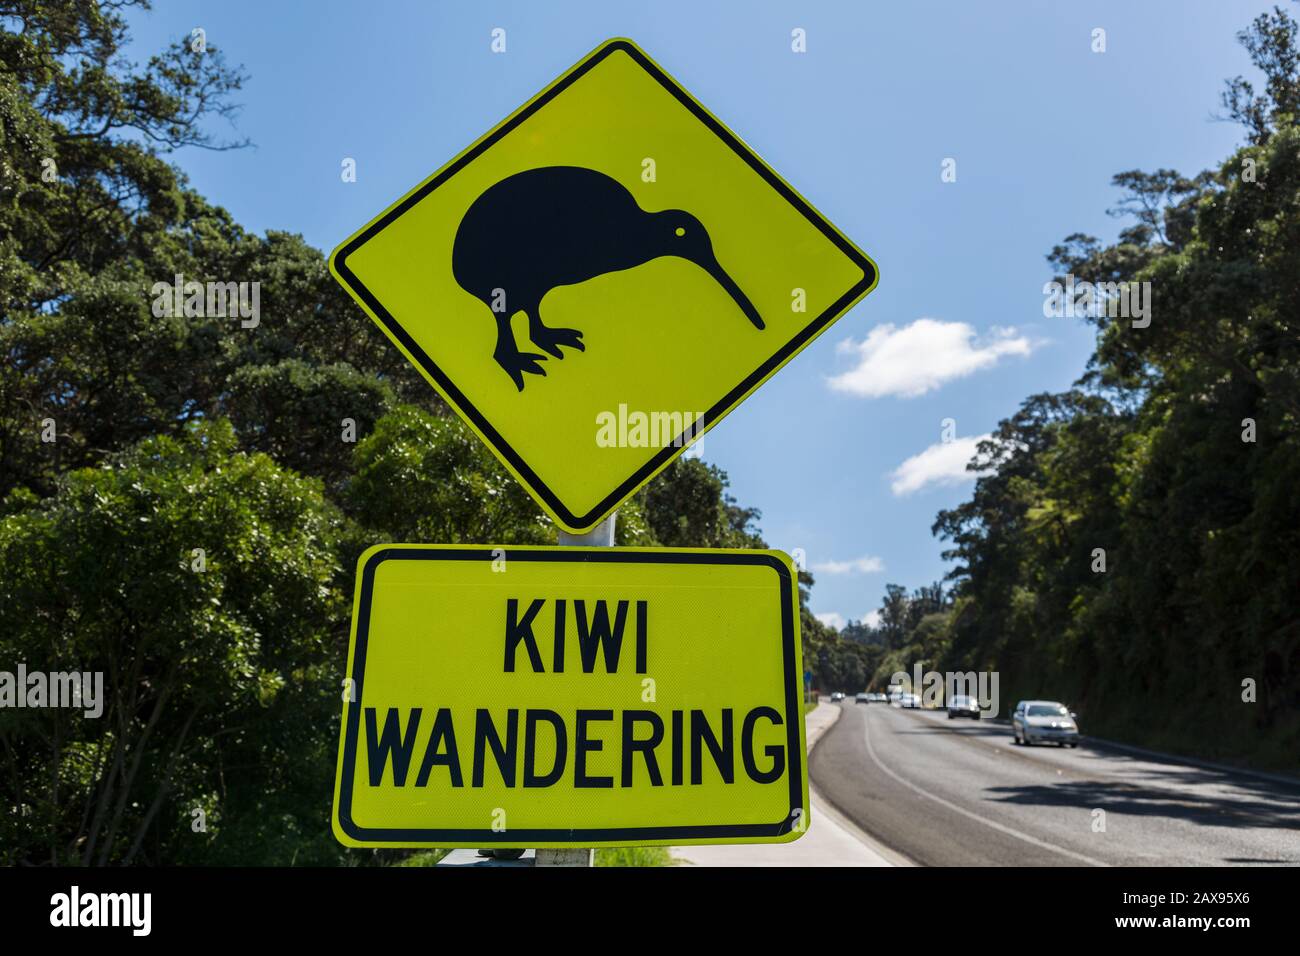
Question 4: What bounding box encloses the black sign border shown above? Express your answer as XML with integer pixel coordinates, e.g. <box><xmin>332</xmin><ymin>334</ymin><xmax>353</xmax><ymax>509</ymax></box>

<box><xmin>330</xmin><ymin>38</ymin><xmax>878</xmax><ymax>532</ymax></box>
<box><xmin>335</xmin><ymin>547</ymin><xmax>804</xmax><ymax>844</ymax></box>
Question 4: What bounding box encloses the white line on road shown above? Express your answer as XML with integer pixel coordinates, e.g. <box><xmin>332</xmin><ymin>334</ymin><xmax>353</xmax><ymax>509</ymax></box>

<box><xmin>860</xmin><ymin>707</ymin><xmax>1109</xmax><ymax>867</ymax></box>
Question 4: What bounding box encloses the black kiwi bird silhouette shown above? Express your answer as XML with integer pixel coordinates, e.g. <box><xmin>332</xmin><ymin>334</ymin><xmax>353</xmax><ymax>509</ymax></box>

<box><xmin>452</xmin><ymin>165</ymin><xmax>764</xmax><ymax>391</ymax></box>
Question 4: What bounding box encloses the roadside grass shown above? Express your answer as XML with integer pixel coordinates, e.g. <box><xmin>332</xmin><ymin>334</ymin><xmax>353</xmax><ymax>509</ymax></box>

<box><xmin>595</xmin><ymin>846</ymin><xmax>672</xmax><ymax>866</ymax></box>
<box><xmin>389</xmin><ymin>847</ymin><xmax>672</xmax><ymax>867</ymax></box>
<box><xmin>391</xmin><ymin>849</ymin><xmax>450</xmax><ymax>866</ymax></box>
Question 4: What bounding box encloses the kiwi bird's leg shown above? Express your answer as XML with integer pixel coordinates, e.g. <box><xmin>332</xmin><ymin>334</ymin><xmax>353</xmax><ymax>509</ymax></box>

<box><xmin>492</xmin><ymin>308</ymin><xmax>548</xmax><ymax>391</ymax></box>
<box><xmin>526</xmin><ymin>305</ymin><xmax>585</xmax><ymax>360</ymax></box>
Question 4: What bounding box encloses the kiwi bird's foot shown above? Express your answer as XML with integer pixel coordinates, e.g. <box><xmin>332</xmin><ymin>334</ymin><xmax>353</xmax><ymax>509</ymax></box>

<box><xmin>495</xmin><ymin>349</ymin><xmax>548</xmax><ymax>391</ymax></box>
<box><xmin>528</xmin><ymin>325</ymin><xmax>585</xmax><ymax>359</ymax></box>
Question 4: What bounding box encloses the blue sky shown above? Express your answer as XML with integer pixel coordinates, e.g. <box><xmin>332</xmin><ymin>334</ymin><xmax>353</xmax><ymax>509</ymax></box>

<box><xmin>126</xmin><ymin>1</ymin><xmax>1269</xmax><ymax>628</ymax></box>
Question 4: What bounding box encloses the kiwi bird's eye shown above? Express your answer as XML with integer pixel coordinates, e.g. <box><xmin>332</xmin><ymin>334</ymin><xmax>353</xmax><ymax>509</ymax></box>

<box><xmin>675</xmin><ymin>227</ymin><xmax>686</xmax><ymax>237</ymax></box>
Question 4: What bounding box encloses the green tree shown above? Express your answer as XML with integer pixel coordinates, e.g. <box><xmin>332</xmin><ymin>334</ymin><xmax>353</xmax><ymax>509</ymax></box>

<box><xmin>638</xmin><ymin>457</ymin><xmax>763</xmax><ymax>548</ymax></box>
<box><xmin>0</xmin><ymin>420</ymin><xmax>345</xmax><ymax>864</ymax></box>
<box><xmin>346</xmin><ymin>406</ymin><xmax>554</xmax><ymax>547</ymax></box>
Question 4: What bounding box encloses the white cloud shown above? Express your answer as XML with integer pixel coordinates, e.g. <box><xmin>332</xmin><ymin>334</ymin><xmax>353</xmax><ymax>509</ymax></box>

<box><xmin>816</xmin><ymin>609</ymin><xmax>882</xmax><ymax>631</ymax></box>
<box><xmin>890</xmin><ymin>434</ymin><xmax>992</xmax><ymax>496</ymax></box>
<box><xmin>829</xmin><ymin>319</ymin><xmax>1036</xmax><ymax>398</ymax></box>
<box><xmin>812</xmin><ymin>555</ymin><xmax>885</xmax><ymax>575</ymax></box>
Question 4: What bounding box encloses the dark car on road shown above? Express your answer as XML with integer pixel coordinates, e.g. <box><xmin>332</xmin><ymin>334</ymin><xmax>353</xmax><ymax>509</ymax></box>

<box><xmin>946</xmin><ymin>694</ymin><xmax>981</xmax><ymax>719</ymax></box>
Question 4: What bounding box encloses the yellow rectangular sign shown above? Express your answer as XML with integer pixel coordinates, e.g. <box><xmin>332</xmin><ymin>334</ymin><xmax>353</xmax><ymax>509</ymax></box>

<box><xmin>332</xmin><ymin>546</ymin><xmax>808</xmax><ymax>848</ymax></box>
<box><xmin>329</xmin><ymin>38</ymin><xmax>878</xmax><ymax>534</ymax></box>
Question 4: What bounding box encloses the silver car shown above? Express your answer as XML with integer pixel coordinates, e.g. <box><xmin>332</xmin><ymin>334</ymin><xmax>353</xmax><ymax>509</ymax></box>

<box><xmin>1012</xmin><ymin>700</ymin><xmax>1080</xmax><ymax>747</ymax></box>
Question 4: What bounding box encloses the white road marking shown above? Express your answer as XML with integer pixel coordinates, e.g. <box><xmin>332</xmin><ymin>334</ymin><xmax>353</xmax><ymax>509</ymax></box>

<box><xmin>860</xmin><ymin>707</ymin><xmax>1109</xmax><ymax>867</ymax></box>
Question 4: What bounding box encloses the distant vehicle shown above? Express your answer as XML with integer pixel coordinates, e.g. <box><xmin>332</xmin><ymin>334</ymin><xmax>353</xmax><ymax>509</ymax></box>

<box><xmin>888</xmin><ymin>688</ymin><xmax>903</xmax><ymax>705</ymax></box>
<box><xmin>855</xmin><ymin>692</ymin><xmax>870</xmax><ymax>704</ymax></box>
<box><xmin>830</xmin><ymin>691</ymin><xmax>844</xmax><ymax>702</ymax></box>
<box><xmin>946</xmin><ymin>695</ymin><xmax>981</xmax><ymax>719</ymax></box>
<box><xmin>899</xmin><ymin>693</ymin><xmax>921</xmax><ymax>709</ymax></box>
<box><xmin>1012</xmin><ymin>700</ymin><xmax>1080</xmax><ymax>747</ymax></box>
<box><xmin>874</xmin><ymin>693</ymin><xmax>889</xmax><ymax>702</ymax></box>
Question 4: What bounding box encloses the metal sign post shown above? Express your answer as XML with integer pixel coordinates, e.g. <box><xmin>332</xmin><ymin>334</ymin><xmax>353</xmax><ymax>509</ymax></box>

<box><xmin>535</xmin><ymin>511</ymin><xmax>617</xmax><ymax>867</ymax></box>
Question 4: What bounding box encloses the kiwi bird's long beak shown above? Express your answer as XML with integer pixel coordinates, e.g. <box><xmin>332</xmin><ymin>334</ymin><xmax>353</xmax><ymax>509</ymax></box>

<box><xmin>703</xmin><ymin>255</ymin><xmax>765</xmax><ymax>330</ymax></box>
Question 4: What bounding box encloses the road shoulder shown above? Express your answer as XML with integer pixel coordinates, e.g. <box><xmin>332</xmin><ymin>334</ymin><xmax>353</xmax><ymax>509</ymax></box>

<box><xmin>672</xmin><ymin>702</ymin><xmax>908</xmax><ymax>867</ymax></box>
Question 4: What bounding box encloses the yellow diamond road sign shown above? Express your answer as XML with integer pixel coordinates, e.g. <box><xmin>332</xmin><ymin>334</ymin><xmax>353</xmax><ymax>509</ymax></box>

<box><xmin>330</xmin><ymin>38</ymin><xmax>878</xmax><ymax>532</ymax></box>
<box><xmin>332</xmin><ymin>546</ymin><xmax>808</xmax><ymax>848</ymax></box>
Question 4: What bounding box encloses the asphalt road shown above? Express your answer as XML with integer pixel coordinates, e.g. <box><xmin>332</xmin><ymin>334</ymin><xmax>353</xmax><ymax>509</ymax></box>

<box><xmin>810</xmin><ymin>701</ymin><xmax>1300</xmax><ymax>866</ymax></box>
